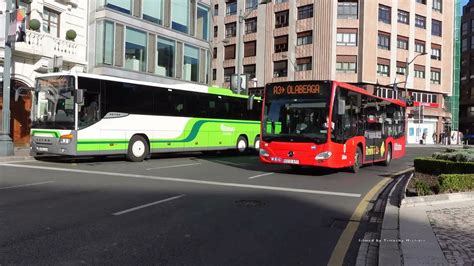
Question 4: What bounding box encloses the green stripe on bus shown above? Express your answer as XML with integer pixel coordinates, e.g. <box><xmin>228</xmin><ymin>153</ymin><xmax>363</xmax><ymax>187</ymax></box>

<box><xmin>31</xmin><ymin>130</ymin><xmax>60</xmax><ymax>138</ymax></box>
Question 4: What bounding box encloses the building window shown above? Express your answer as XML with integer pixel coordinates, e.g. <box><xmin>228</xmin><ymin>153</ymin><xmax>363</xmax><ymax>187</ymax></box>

<box><xmin>414</xmin><ymin>66</ymin><xmax>425</xmax><ymax>78</ymax></box>
<box><xmin>214</xmin><ymin>26</ymin><xmax>218</xmax><ymax>38</ymax></box>
<box><xmin>125</xmin><ymin>27</ymin><xmax>147</xmax><ymax>72</ymax></box>
<box><xmin>244</xmin><ymin>64</ymin><xmax>256</xmax><ymax>79</ymax></box>
<box><xmin>377</xmin><ymin>64</ymin><xmax>390</xmax><ymax>77</ymax></box>
<box><xmin>376</xmin><ymin>88</ymin><xmax>398</xmax><ymax>99</ymax></box>
<box><xmin>224</xmin><ymin>67</ymin><xmax>234</xmax><ymax>82</ymax></box>
<box><xmin>397</xmin><ymin>36</ymin><xmax>409</xmax><ymax>50</ymax></box>
<box><xmin>245</xmin><ymin>18</ymin><xmax>257</xmax><ymax>34</ymax></box>
<box><xmin>226</xmin><ymin>0</ymin><xmax>237</xmax><ymax>15</ymax></box>
<box><xmin>212</xmin><ymin>68</ymin><xmax>217</xmax><ymax>80</ymax></box>
<box><xmin>379</xmin><ymin>5</ymin><xmax>391</xmax><ymax>24</ymax></box>
<box><xmin>378</xmin><ymin>32</ymin><xmax>390</xmax><ymax>50</ymax></box>
<box><xmin>396</xmin><ymin>62</ymin><xmax>407</xmax><ymax>76</ymax></box>
<box><xmin>397</xmin><ymin>10</ymin><xmax>409</xmax><ymax>24</ymax></box>
<box><xmin>462</xmin><ymin>22</ymin><xmax>468</xmax><ymax>36</ymax></box>
<box><xmin>469</xmin><ymin>106</ymin><xmax>474</xmax><ymax>116</ymax></box>
<box><xmin>273</xmin><ymin>60</ymin><xmax>288</xmax><ymax>77</ymax></box>
<box><xmin>214</xmin><ymin>4</ymin><xmax>219</xmax><ymax>16</ymax></box>
<box><xmin>184</xmin><ymin>45</ymin><xmax>200</xmax><ymax>82</ymax></box>
<box><xmin>246</xmin><ymin>0</ymin><xmax>258</xmax><ymax>11</ymax></box>
<box><xmin>213</xmin><ymin>47</ymin><xmax>217</xmax><ymax>59</ymax></box>
<box><xmin>156</xmin><ymin>37</ymin><xmax>175</xmax><ymax>77</ymax></box>
<box><xmin>415</xmin><ymin>15</ymin><xmax>426</xmax><ymax>29</ymax></box>
<box><xmin>96</xmin><ymin>20</ymin><xmax>114</xmax><ymax>66</ymax></box>
<box><xmin>471</xmin><ymin>20</ymin><xmax>474</xmax><ymax>32</ymax></box>
<box><xmin>225</xmin><ymin>22</ymin><xmax>236</xmax><ymax>38</ymax></box>
<box><xmin>143</xmin><ymin>0</ymin><xmax>163</xmax><ymax>25</ymax></box>
<box><xmin>296</xmin><ymin>57</ymin><xmax>312</xmax><ymax>71</ymax></box>
<box><xmin>336</xmin><ymin>62</ymin><xmax>357</xmax><ymax>73</ymax></box>
<box><xmin>297</xmin><ymin>31</ymin><xmax>312</xmax><ymax>45</ymax></box>
<box><xmin>105</xmin><ymin>0</ymin><xmax>131</xmax><ymax>14</ymax></box>
<box><xmin>197</xmin><ymin>5</ymin><xmax>210</xmax><ymax>41</ymax></box>
<box><xmin>244</xmin><ymin>41</ymin><xmax>256</xmax><ymax>57</ymax></box>
<box><xmin>298</xmin><ymin>5</ymin><xmax>313</xmax><ymax>20</ymax></box>
<box><xmin>432</xmin><ymin>20</ymin><xmax>442</xmax><ymax>37</ymax></box>
<box><xmin>171</xmin><ymin>0</ymin><xmax>189</xmax><ymax>33</ymax></box>
<box><xmin>416</xmin><ymin>0</ymin><xmax>426</xmax><ymax>4</ymax></box>
<box><xmin>337</xmin><ymin>31</ymin><xmax>357</xmax><ymax>46</ymax></box>
<box><xmin>471</xmin><ymin>36</ymin><xmax>474</xmax><ymax>49</ymax></box>
<box><xmin>415</xmin><ymin>40</ymin><xmax>425</xmax><ymax>53</ymax></box>
<box><xmin>274</xmin><ymin>35</ymin><xmax>288</xmax><ymax>53</ymax></box>
<box><xmin>42</xmin><ymin>8</ymin><xmax>60</xmax><ymax>37</ymax></box>
<box><xmin>462</xmin><ymin>38</ymin><xmax>467</xmax><ymax>52</ymax></box>
<box><xmin>430</xmin><ymin>69</ymin><xmax>441</xmax><ymax>84</ymax></box>
<box><xmin>275</xmin><ymin>0</ymin><xmax>288</xmax><ymax>3</ymax></box>
<box><xmin>433</xmin><ymin>0</ymin><xmax>442</xmax><ymax>12</ymax></box>
<box><xmin>337</xmin><ymin>2</ymin><xmax>358</xmax><ymax>19</ymax></box>
<box><xmin>275</xmin><ymin>10</ymin><xmax>289</xmax><ymax>28</ymax></box>
<box><xmin>224</xmin><ymin>45</ymin><xmax>236</xmax><ymax>60</ymax></box>
<box><xmin>431</xmin><ymin>46</ymin><xmax>441</xmax><ymax>60</ymax></box>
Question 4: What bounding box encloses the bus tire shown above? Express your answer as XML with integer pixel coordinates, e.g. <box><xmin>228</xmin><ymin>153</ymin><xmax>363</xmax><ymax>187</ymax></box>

<box><xmin>236</xmin><ymin>135</ymin><xmax>248</xmax><ymax>154</ymax></box>
<box><xmin>127</xmin><ymin>135</ymin><xmax>149</xmax><ymax>162</ymax></box>
<box><xmin>254</xmin><ymin>136</ymin><xmax>260</xmax><ymax>152</ymax></box>
<box><xmin>382</xmin><ymin>144</ymin><xmax>392</xmax><ymax>166</ymax></box>
<box><xmin>350</xmin><ymin>146</ymin><xmax>363</xmax><ymax>173</ymax></box>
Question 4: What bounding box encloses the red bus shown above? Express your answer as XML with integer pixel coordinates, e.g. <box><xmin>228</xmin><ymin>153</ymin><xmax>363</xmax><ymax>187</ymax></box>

<box><xmin>259</xmin><ymin>80</ymin><xmax>406</xmax><ymax>172</ymax></box>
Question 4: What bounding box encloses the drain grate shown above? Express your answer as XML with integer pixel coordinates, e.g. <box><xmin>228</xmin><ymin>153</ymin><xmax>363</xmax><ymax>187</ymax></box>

<box><xmin>234</xmin><ymin>200</ymin><xmax>265</xmax><ymax>208</ymax></box>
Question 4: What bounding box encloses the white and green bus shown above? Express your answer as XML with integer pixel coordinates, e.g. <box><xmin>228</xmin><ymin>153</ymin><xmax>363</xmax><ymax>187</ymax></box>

<box><xmin>29</xmin><ymin>72</ymin><xmax>262</xmax><ymax>161</ymax></box>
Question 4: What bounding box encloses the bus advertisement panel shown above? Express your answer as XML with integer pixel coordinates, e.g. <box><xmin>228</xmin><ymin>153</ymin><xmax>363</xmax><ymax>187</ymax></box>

<box><xmin>259</xmin><ymin>80</ymin><xmax>406</xmax><ymax>172</ymax></box>
<box><xmin>30</xmin><ymin>72</ymin><xmax>261</xmax><ymax>162</ymax></box>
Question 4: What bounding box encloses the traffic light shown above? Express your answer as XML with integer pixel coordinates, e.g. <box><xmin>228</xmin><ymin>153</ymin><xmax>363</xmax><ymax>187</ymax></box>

<box><xmin>406</xmin><ymin>97</ymin><xmax>414</xmax><ymax>107</ymax></box>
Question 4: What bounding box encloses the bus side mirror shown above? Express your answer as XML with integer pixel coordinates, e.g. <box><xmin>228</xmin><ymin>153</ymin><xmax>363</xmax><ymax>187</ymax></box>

<box><xmin>338</xmin><ymin>99</ymin><xmax>345</xmax><ymax>115</ymax></box>
<box><xmin>247</xmin><ymin>94</ymin><xmax>255</xmax><ymax>110</ymax></box>
<box><xmin>76</xmin><ymin>89</ymin><xmax>84</xmax><ymax>105</ymax></box>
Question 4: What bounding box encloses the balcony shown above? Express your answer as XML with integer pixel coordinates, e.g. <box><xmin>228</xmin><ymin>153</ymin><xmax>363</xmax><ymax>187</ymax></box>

<box><xmin>14</xmin><ymin>30</ymin><xmax>86</xmax><ymax>66</ymax></box>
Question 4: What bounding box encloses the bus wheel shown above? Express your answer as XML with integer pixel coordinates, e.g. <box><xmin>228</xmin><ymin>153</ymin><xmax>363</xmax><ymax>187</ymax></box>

<box><xmin>350</xmin><ymin>147</ymin><xmax>363</xmax><ymax>173</ymax></box>
<box><xmin>382</xmin><ymin>145</ymin><xmax>392</xmax><ymax>166</ymax></box>
<box><xmin>127</xmin><ymin>135</ymin><xmax>149</xmax><ymax>162</ymax></box>
<box><xmin>236</xmin><ymin>136</ymin><xmax>248</xmax><ymax>154</ymax></box>
<box><xmin>254</xmin><ymin>136</ymin><xmax>261</xmax><ymax>151</ymax></box>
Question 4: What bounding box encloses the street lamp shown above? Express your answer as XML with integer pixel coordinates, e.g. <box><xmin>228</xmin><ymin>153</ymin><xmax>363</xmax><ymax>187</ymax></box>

<box><xmin>235</xmin><ymin>1</ymin><xmax>269</xmax><ymax>94</ymax></box>
<box><xmin>403</xmin><ymin>52</ymin><xmax>427</xmax><ymax>99</ymax></box>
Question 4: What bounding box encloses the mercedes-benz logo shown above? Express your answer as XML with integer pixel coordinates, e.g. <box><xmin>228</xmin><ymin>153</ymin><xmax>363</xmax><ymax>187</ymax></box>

<box><xmin>288</xmin><ymin>151</ymin><xmax>294</xmax><ymax>157</ymax></box>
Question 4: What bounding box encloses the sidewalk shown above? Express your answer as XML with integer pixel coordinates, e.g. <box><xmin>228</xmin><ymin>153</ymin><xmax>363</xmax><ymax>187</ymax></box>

<box><xmin>406</xmin><ymin>144</ymin><xmax>466</xmax><ymax>148</ymax></box>
<box><xmin>0</xmin><ymin>146</ymin><xmax>33</xmax><ymax>163</ymax></box>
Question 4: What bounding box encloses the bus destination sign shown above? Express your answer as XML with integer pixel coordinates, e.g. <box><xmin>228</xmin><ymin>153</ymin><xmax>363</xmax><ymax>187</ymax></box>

<box><xmin>267</xmin><ymin>81</ymin><xmax>330</xmax><ymax>98</ymax></box>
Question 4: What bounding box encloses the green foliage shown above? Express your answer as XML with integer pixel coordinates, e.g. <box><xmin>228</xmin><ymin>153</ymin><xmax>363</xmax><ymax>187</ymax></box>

<box><xmin>415</xmin><ymin>180</ymin><xmax>432</xmax><ymax>196</ymax></box>
<box><xmin>431</xmin><ymin>147</ymin><xmax>474</xmax><ymax>162</ymax></box>
<box><xmin>66</xmin><ymin>29</ymin><xmax>77</xmax><ymax>41</ymax></box>
<box><xmin>414</xmin><ymin>157</ymin><xmax>474</xmax><ymax>175</ymax></box>
<box><xmin>438</xmin><ymin>174</ymin><xmax>474</xmax><ymax>193</ymax></box>
<box><xmin>29</xmin><ymin>19</ymin><xmax>40</xmax><ymax>31</ymax></box>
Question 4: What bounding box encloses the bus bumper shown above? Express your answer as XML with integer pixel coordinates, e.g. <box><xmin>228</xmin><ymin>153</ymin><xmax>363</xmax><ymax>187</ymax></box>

<box><xmin>31</xmin><ymin>136</ymin><xmax>77</xmax><ymax>156</ymax></box>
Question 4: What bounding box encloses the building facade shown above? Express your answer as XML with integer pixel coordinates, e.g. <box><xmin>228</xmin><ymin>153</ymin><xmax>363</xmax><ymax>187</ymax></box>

<box><xmin>460</xmin><ymin>0</ymin><xmax>474</xmax><ymax>136</ymax></box>
<box><xmin>0</xmin><ymin>0</ymin><xmax>87</xmax><ymax>146</ymax></box>
<box><xmin>211</xmin><ymin>0</ymin><xmax>456</xmax><ymax>144</ymax></box>
<box><xmin>88</xmin><ymin>0</ymin><xmax>212</xmax><ymax>86</ymax></box>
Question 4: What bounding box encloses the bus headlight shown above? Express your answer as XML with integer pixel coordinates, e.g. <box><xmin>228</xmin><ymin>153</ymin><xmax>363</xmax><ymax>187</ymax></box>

<box><xmin>315</xmin><ymin>151</ymin><xmax>332</xmax><ymax>160</ymax></box>
<box><xmin>259</xmin><ymin>149</ymin><xmax>270</xmax><ymax>157</ymax></box>
<box><xmin>59</xmin><ymin>134</ymin><xmax>73</xmax><ymax>145</ymax></box>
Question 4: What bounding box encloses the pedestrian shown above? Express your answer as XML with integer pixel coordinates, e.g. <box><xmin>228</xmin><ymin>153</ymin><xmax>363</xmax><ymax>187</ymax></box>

<box><xmin>432</xmin><ymin>131</ymin><xmax>437</xmax><ymax>144</ymax></box>
<box><xmin>422</xmin><ymin>131</ymin><xmax>427</xmax><ymax>144</ymax></box>
<box><xmin>440</xmin><ymin>132</ymin><xmax>445</xmax><ymax>145</ymax></box>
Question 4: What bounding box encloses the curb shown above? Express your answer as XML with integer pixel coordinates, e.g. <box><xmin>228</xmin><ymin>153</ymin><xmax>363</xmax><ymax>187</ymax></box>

<box><xmin>0</xmin><ymin>155</ymin><xmax>34</xmax><ymax>163</ymax></box>
<box><xmin>401</xmin><ymin>191</ymin><xmax>474</xmax><ymax>207</ymax></box>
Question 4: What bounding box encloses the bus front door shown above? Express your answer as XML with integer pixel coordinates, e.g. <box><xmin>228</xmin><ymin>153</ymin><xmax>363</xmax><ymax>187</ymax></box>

<box><xmin>364</xmin><ymin>122</ymin><xmax>384</xmax><ymax>162</ymax></box>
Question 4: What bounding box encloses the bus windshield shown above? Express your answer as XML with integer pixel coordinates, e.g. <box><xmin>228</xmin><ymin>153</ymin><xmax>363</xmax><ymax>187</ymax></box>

<box><xmin>262</xmin><ymin>98</ymin><xmax>330</xmax><ymax>144</ymax></box>
<box><xmin>32</xmin><ymin>76</ymin><xmax>76</xmax><ymax>130</ymax></box>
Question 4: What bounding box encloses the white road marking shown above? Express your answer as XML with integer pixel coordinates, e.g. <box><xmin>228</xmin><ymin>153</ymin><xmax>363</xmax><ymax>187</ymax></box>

<box><xmin>0</xmin><ymin>164</ymin><xmax>361</xmax><ymax>198</ymax></box>
<box><xmin>0</xmin><ymin>160</ymin><xmax>38</xmax><ymax>164</ymax></box>
<box><xmin>0</xmin><ymin>181</ymin><xmax>55</xmax><ymax>190</ymax></box>
<box><xmin>146</xmin><ymin>163</ymin><xmax>201</xmax><ymax>171</ymax></box>
<box><xmin>248</xmin><ymin>172</ymin><xmax>274</xmax><ymax>179</ymax></box>
<box><xmin>213</xmin><ymin>160</ymin><xmax>247</xmax><ymax>167</ymax></box>
<box><xmin>112</xmin><ymin>194</ymin><xmax>185</xmax><ymax>216</ymax></box>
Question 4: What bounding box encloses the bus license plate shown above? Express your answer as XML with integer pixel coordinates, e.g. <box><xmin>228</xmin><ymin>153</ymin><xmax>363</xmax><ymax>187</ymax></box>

<box><xmin>283</xmin><ymin>159</ymin><xmax>299</xmax><ymax>164</ymax></box>
<box><xmin>37</xmin><ymin>147</ymin><xmax>48</xmax><ymax>152</ymax></box>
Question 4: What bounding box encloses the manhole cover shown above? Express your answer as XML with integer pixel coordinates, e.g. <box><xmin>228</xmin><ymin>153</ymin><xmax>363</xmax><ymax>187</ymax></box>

<box><xmin>234</xmin><ymin>200</ymin><xmax>265</xmax><ymax>208</ymax></box>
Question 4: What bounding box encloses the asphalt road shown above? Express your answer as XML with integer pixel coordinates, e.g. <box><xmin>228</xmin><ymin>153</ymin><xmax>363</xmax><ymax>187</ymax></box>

<box><xmin>0</xmin><ymin>147</ymin><xmax>443</xmax><ymax>265</ymax></box>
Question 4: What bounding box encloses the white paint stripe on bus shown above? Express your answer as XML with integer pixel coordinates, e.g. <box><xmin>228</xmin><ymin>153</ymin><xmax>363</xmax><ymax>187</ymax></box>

<box><xmin>146</xmin><ymin>163</ymin><xmax>201</xmax><ymax>171</ymax></box>
<box><xmin>112</xmin><ymin>194</ymin><xmax>186</xmax><ymax>216</ymax></box>
<box><xmin>248</xmin><ymin>172</ymin><xmax>274</xmax><ymax>179</ymax></box>
<box><xmin>0</xmin><ymin>164</ymin><xmax>361</xmax><ymax>198</ymax></box>
<box><xmin>0</xmin><ymin>181</ymin><xmax>55</xmax><ymax>190</ymax></box>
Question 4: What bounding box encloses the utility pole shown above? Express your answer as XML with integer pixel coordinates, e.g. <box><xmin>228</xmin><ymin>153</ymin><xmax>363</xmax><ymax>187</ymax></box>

<box><xmin>0</xmin><ymin>0</ymin><xmax>13</xmax><ymax>156</ymax></box>
<box><xmin>236</xmin><ymin>9</ymin><xmax>243</xmax><ymax>95</ymax></box>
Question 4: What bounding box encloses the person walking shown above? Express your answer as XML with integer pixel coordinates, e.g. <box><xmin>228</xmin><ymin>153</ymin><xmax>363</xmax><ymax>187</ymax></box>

<box><xmin>432</xmin><ymin>131</ymin><xmax>437</xmax><ymax>144</ymax></box>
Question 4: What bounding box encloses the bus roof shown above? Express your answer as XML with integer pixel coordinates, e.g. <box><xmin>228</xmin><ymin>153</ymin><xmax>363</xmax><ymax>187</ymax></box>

<box><xmin>36</xmin><ymin>72</ymin><xmax>254</xmax><ymax>99</ymax></box>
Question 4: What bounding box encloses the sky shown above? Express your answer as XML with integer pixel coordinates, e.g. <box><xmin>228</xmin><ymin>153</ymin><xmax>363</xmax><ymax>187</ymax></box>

<box><xmin>462</xmin><ymin>0</ymin><xmax>469</xmax><ymax>7</ymax></box>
